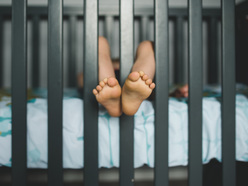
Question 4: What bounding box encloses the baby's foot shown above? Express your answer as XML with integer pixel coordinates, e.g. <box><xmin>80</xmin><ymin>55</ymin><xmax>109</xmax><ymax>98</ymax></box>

<box><xmin>122</xmin><ymin>71</ymin><xmax>155</xmax><ymax>116</ymax></box>
<box><xmin>93</xmin><ymin>77</ymin><xmax>122</xmax><ymax>117</ymax></box>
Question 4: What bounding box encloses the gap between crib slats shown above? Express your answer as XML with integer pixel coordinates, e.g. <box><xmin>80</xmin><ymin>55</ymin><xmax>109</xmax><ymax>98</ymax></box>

<box><xmin>47</xmin><ymin>0</ymin><xmax>63</xmax><ymax>185</ymax></box>
<box><xmin>207</xmin><ymin>17</ymin><xmax>218</xmax><ymax>84</ymax></box>
<box><xmin>11</xmin><ymin>0</ymin><xmax>27</xmax><ymax>186</ymax></box>
<box><xmin>119</xmin><ymin>0</ymin><xmax>134</xmax><ymax>186</ymax></box>
<box><xmin>174</xmin><ymin>16</ymin><xmax>184</xmax><ymax>84</ymax></box>
<box><xmin>141</xmin><ymin>16</ymin><xmax>149</xmax><ymax>41</ymax></box>
<box><xmin>104</xmin><ymin>16</ymin><xmax>114</xmax><ymax>58</ymax></box>
<box><xmin>83</xmin><ymin>0</ymin><xmax>99</xmax><ymax>186</ymax></box>
<box><xmin>32</xmin><ymin>15</ymin><xmax>40</xmax><ymax>88</ymax></box>
<box><xmin>222</xmin><ymin>0</ymin><xmax>236</xmax><ymax>185</ymax></box>
<box><xmin>154</xmin><ymin>0</ymin><xmax>169</xmax><ymax>186</ymax></box>
<box><xmin>68</xmin><ymin>16</ymin><xmax>77</xmax><ymax>87</ymax></box>
<box><xmin>188</xmin><ymin>0</ymin><xmax>203</xmax><ymax>186</ymax></box>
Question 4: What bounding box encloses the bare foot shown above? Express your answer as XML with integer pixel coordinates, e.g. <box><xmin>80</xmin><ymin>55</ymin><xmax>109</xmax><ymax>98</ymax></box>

<box><xmin>93</xmin><ymin>77</ymin><xmax>122</xmax><ymax>117</ymax></box>
<box><xmin>122</xmin><ymin>71</ymin><xmax>155</xmax><ymax>116</ymax></box>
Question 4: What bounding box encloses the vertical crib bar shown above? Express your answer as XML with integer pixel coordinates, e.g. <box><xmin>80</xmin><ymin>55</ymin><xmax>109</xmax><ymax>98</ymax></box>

<box><xmin>84</xmin><ymin>0</ymin><xmax>99</xmax><ymax>185</ymax></box>
<box><xmin>32</xmin><ymin>15</ymin><xmax>40</xmax><ymax>88</ymax></box>
<box><xmin>221</xmin><ymin>0</ymin><xmax>236</xmax><ymax>185</ymax></box>
<box><xmin>48</xmin><ymin>0</ymin><xmax>63</xmax><ymax>185</ymax></box>
<box><xmin>207</xmin><ymin>17</ymin><xmax>218</xmax><ymax>84</ymax></box>
<box><xmin>154</xmin><ymin>0</ymin><xmax>169</xmax><ymax>186</ymax></box>
<box><xmin>175</xmin><ymin>16</ymin><xmax>184</xmax><ymax>84</ymax></box>
<box><xmin>68</xmin><ymin>16</ymin><xmax>77</xmax><ymax>87</ymax></box>
<box><xmin>0</xmin><ymin>16</ymin><xmax>3</xmax><ymax>87</ymax></box>
<box><xmin>188</xmin><ymin>0</ymin><xmax>203</xmax><ymax>186</ymax></box>
<box><xmin>11</xmin><ymin>0</ymin><xmax>27</xmax><ymax>186</ymax></box>
<box><xmin>119</xmin><ymin>0</ymin><xmax>134</xmax><ymax>186</ymax></box>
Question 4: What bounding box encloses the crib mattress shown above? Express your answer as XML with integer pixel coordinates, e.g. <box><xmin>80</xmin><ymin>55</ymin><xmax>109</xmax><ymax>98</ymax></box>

<box><xmin>0</xmin><ymin>91</ymin><xmax>248</xmax><ymax>168</ymax></box>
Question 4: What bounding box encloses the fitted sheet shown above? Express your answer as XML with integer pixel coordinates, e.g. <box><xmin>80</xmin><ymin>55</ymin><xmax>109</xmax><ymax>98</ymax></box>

<box><xmin>0</xmin><ymin>87</ymin><xmax>248</xmax><ymax>168</ymax></box>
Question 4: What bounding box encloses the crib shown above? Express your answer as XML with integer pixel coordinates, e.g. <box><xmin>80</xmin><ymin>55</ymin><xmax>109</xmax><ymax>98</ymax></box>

<box><xmin>0</xmin><ymin>0</ymin><xmax>244</xmax><ymax>185</ymax></box>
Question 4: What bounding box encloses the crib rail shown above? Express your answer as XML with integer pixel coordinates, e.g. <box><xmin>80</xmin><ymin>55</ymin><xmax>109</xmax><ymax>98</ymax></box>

<box><xmin>6</xmin><ymin>0</ymin><xmax>236</xmax><ymax>186</ymax></box>
<box><xmin>47</xmin><ymin>0</ymin><xmax>63</xmax><ymax>185</ymax></box>
<box><xmin>222</xmin><ymin>0</ymin><xmax>236</xmax><ymax>185</ymax></box>
<box><xmin>11</xmin><ymin>0</ymin><xmax>27</xmax><ymax>186</ymax></box>
<box><xmin>119</xmin><ymin>1</ymin><xmax>135</xmax><ymax>186</ymax></box>
<box><xmin>154</xmin><ymin>0</ymin><xmax>169</xmax><ymax>185</ymax></box>
<box><xmin>188</xmin><ymin>0</ymin><xmax>203</xmax><ymax>185</ymax></box>
<box><xmin>83</xmin><ymin>0</ymin><xmax>99</xmax><ymax>185</ymax></box>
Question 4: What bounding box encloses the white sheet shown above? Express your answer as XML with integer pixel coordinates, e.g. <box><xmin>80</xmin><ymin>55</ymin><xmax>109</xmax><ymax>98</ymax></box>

<box><xmin>0</xmin><ymin>94</ymin><xmax>248</xmax><ymax>168</ymax></box>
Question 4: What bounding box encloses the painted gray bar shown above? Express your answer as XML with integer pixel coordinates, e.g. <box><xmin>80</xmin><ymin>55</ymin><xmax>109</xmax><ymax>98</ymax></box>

<box><xmin>32</xmin><ymin>15</ymin><xmax>40</xmax><ymax>88</ymax></box>
<box><xmin>0</xmin><ymin>16</ymin><xmax>3</xmax><ymax>87</ymax></box>
<box><xmin>207</xmin><ymin>17</ymin><xmax>218</xmax><ymax>84</ymax></box>
<box><xmin>188</xmin><ymin>0</ymin><xmax>203</xmax><ymax>186</ymax></box>
<box><xmin>11</xmin><ymin>0</ymin><xmax>27</xmax><ymax>185</ymax></box>
<box><xmin>174</xmin><ymin>16</ymin><xmax>184</xmax><ymax>84</ymax></box>
<box><xmin>221</xmin><ymin>0</ymin><xmax>236</xmax><ymax>185</ymax></box>
<box><xmin>0</xmin><ymin>6</ymin><xmax>221</xmax><ymax>17</ymax></box>
<box><xmin>119</xmin><ymin>0</ymin><xmax>134</xmax><ymax>186</ymax></box>
<box><xmin>141</xmin><ymin>16</ymin><xmax>149</xmax><ymax>41</ymax></box>
<box><xmin>83</xmin><ymin>0</ymin><xmax>99</xmax><ymax>185</ymax></box>
<box><xmin>154</xmin><ymin>0</ymin><xmax>169</xmax><ymax>186</ymax></box>
<box><xmin>68</xmin><ymin>16</ymin><xmax>77</xmax><ymax>87</ymax></box>
<box><xmin>47</xmin><ymin>0</ymin><xmax>63</xmax><ymax>185</ymax></box>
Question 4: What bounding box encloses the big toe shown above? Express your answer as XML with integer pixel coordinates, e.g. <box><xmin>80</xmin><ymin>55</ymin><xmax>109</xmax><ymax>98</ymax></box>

<box><xmin>128</xmin><ymin>71</ymin><xmax>140</xmax><ymax>82</ymax></box>
<box><xmin>107</xmin><ymin>77</ymin><xmax>118</xmax><ymax>87</ymax></box>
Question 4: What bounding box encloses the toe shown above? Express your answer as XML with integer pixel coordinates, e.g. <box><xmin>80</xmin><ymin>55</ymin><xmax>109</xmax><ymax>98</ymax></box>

<box><xmin>108</xmin><ymin>77</ymin><xmax>118</xmax><ymax>87</ymax></box>
<box><xmin>128</xmin><ymin>72</ymin><xmax>140</xmax><ymax>82</ymax></box>
<box><xmin>142</xmin><ymin>74</ymin><xmax>149</xmax><ymax>81</ymax></box>
<box><xmin>96</xmin><ymin>85</ymin><xmax>102</xmax><ymax>91</ymax></box>
<box><xmin>103</xmin><ymin>78</ymin><xmax>108</xmax><ymax>84</ymax></box>
<box><xmin>145</xmin><ymin>79</ymin><xmax>152</xmax><ymax>85</ymax></box>
<box><xmin>139</xmin><ymin>71</ymin><xmax>144</xmax><ymax>77</ymax></box>
<box><xmin>93</xmin><ymin>89</ymin><xmax>98</xmax><ymax>95</ymax></box>
<box><xmin>99</xmin><ymin>81</ymin><xmax>105</xmax><ymax>87</ymax></box>
<box><xmin>150</xmin><ymin>83</ymin><xmax>155</xmax><ymax>89</ymax></box>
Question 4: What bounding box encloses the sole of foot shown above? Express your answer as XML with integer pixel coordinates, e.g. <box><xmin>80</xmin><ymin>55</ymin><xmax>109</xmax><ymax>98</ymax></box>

<box><xmin>93</xmin><ymin>77</ymin><xmax>122</xmax><ymax>117</ymax></box>
<box><xmin>122</xmin><ymin>71</ymin><xmax>155</xmax><ymax>116</ymax></box>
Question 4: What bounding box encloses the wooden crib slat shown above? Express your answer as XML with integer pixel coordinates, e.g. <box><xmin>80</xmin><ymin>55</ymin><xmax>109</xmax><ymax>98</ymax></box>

<box><xmin>154</xmin><ymin>0</ymin><xmax>169</xmax><ymax>186</ymax></box>
<box><xmin>68</xmin><ymin>16</ymin><xmax>77</xmax><ymax>87</ymax></box>
<box><xmin>48</xmin><ymin>0</ymin><xmax>63</xmax><ymax>185</ymax></box>
<box><xmin>221</xmin><ymin>0</ymin><xmax>236</xmax><ymax>185</ymax></box>
<box><xmin>11</xmin><ymin>0</ymin><xmax>27</xmax><ymax>185</ymax></box>
<box><xmin>0</xmin><ymin>16</ymin><xmax>3</xmax><ymax>87</ymax></box>
<box><xmin>83</xmin><ymin>0</ymin><xmax>99</xmax><ymax>185</ymax></box>
<box><xmin>188</xmin><ymin>0</ymin><xmax>203</xmax><ymax>186</ymax></box>
<box><xmin>207</xmin><ymin>17</ymin><xmax>218</xmax><ymax>84</ymax></box>
<box><xmin>119</xmin><ymin>0</ymin><xmax>134</xmax><ymax>186</ymax></box>
<box><xmin>174</xmin><ymin>16</ymin><xmax>184</xmax><ymax>84</ymax></box>
<box><xmin>32</xmin><ymin>15</ymin><xmax>40</xmax><ymax>88</ymax></box>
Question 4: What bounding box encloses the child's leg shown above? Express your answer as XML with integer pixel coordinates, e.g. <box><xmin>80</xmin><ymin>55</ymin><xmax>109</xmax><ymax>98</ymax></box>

<box><xmin>122</xmin><ymin>41</ymin><xmax>156</xmax><ymax>115</ymax></box>
<box><xmin>93</xmin><ymin>36</ymin><xmax>122</xmax><ymax>117</ymax></box>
